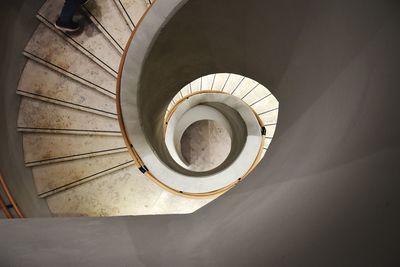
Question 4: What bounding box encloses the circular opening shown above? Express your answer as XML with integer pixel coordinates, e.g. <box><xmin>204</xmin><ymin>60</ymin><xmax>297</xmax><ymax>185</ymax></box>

<box><xmin>180</xmin><ymin>119</ymin><xmax>231</xmax><ymax>172</ymax></box>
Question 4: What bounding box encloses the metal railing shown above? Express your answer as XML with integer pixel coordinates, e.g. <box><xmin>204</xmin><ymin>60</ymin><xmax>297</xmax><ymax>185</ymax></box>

<box><xmin>0</xmin><ymin>174</ymin><xmax>24</xmax><ymax>219</ymax></box>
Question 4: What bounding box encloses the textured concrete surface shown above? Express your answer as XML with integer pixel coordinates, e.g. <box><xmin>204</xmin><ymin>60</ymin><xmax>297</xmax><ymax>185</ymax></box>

<box><xmin>115</xmin><ymin>0</ymin><xmax>148</xmax><ymax>30</ymax></box>
<box><xmin>18</xmin><ymin>60</ymin><xmax>117</xmax><ymax>116</ymax></box>
<box><xmin>84</xmin><ymin>0</ymin><xmax>131</xmax><ymax>52</ymax></box>
<box><xmin>1</xmin><ymin>0</ymin><xmax>400</xmax><ymax>265</ymax></box>
<box><xmin>17</xmin><ymin>97</ymin><xmax>120</xmax><ymax>133</ymax></box>
<box><xmin>32</xmin><ymin>152</ymin><xmax>133</xmax><ymax>196</ymax></box>
<box><xmin>22</xmin><ymin>133</ymin><xmax>126</xmax><ymax>165</ymax></box>
<box><xmin>181</xmin><ymin>120</ymin><xmax>231</xmax><ymax>172</ymax></box>
<box><xmin>46</xmin><ymin>165</ymin><xmax>213</xmax><ymax>216</ymax></box>
<box><xmin>38</xmin><ymin>0</ymin><xmax>121</xmax><ymax>76</ymax></box>
<box><xmin>25</xmin><ymin>24</ymin><xmax>116</xmax><ymax>95</ymax></box>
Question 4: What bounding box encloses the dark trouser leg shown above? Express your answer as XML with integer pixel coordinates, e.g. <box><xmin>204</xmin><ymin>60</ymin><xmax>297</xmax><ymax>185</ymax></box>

<box><xmin>58</xmin><ymin>0</ymin><xmax>81</xmax><ymax>24</ymax></box>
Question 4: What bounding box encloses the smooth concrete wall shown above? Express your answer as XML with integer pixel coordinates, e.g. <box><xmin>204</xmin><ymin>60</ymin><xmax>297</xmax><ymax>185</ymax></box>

<box><xmin>0</xmin><ymin>0</ymin><xmax>50</xmax><ymax>217</ymax></box>
<box><xmin>1</xmin><ymin>0</ymin><xmax>400</xmax><ymax>265</ymax></box>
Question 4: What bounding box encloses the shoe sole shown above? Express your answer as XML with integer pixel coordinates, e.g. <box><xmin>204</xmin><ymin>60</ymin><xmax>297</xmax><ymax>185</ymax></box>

<box><xmin>54</xmin><ymin>23</ymin><xmax>80</xmax><ymax>33</ymax></box>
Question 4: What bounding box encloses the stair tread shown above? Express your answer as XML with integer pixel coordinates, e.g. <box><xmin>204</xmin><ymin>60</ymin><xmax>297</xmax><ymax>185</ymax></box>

<box><xmin>249</xmin><ymin>93</ymin><xmax>278</xmax><ymax>115</ymax></box>
<box><xmin>24</xmin><ymin>23</ymin><xmax>116</xmax><ymax>96</ymax></box>
<box><xmin>114</xmin><ymin>0</ymin><xmax>148</xmax><ymax>30</ymax></box>
<box><xmin>23</xmin><ymin>133</ymin><xmax>126</xmax><ymax>165</ymax></box>
<box><xmin>258</xmin><ymin>108</ymin><xmax>279</xmax><ymax>125</ymax></box>
<box><xmin>199</xmin><ymin>74</ymin><xmax>215</xmax><ymax>91</ymax></box>
<box><xmin>18</xmin><ymin>60</ymin><xmax>116</xmax><ymax>117</ymax></box>
<box><xmin>210</xmin><ymin>73</ymin><xmax>231</xmax><ymax>91</ymax></box>
<box><xmin>17</xmin><ymin>97</ymin><xmax>120</xmax><ymax>133</ymax></box>
<box><xmin>84</xmin><ymin>0</ymin><xmax>132</xmax><ymax>52</ymax></box>
<box><xmin>32</xmin><ymin>152</ymin><xmax>133</xmax><ymax>196</ymax></box>
<box><xmin>46</xmin><ymin>165</ymin><xmax>213</xmax><ymax>216</ymax></box>
<box><xmin>37</xmin><ymin>0</ymin><xmax>121</xmax><ymax>76</ymax></box>
<box><xmin>264</xmin><ymin>124</ymin><xmax>277</xmax><ymax>138</ymax></box>
<box><xmin>168</xmin><ymin>73</ymin><xmax>279</xmax><ymax>129</ymax></box>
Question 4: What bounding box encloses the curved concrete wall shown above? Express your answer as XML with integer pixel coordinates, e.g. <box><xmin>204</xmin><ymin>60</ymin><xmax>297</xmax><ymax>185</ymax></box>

<box><xmin>1</xmin><ymin>0</ymin><xmax>400</xmax><ymax>265</ymax></box>
<box><xmin>0</xmin><ymin>0</ymin><xmax>49</xmax><ymax>217</ymax></box>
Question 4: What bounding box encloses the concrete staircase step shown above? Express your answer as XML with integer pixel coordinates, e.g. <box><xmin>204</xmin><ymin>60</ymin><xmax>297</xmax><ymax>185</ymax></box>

<box><xmin>37</xmin><ymin>0</ymin><xmax>121</xmax><ymax>77</ymax></box>
<box><xmin>83</xmin><ymin>0</ymin><xmax>132</xmax><ymax>53</ymax></box>
<box><xmin>168</xmin><ymin>73</ymin><xmax>279</xmax><ymax>127</ymax></box>
<box><xmin>17</xmin><ymin>97</ymin><xmax>121</xmax><ymax>135</ymax></box>
<box><xmin>264</xmin><ymin>137</ymin><xmax>272</xmax><ymax>149</ymax></box>
<box><xmin>230</xmin><ymin>77</ymin><xmax>259</xmax><ymax>98</ymax></box>
<box><xmin>247</xmin><ymin>92</ymin><xmax>277</xmax><ymax>114</ymax></box>
<box><xmin>17</xmin><ymin>60</ymin><xmax>116</xmax><ymax>119</ymax></box>
<box><xmin>24</xmin><ymin>23</ymin><xmax>116</xmax><ymax>98</ymax></box>
<box><xmin>220</xmin><ymin>74</ymin><xmax>245</xmax><ymax>94</ymax></box>
<box><xmin>190</xmin><ymin>77</ymin><xmax>202</xmax><ymax>93</ymax></box>
<box><xmin>113</xmin><ymin>0</ymin><xmax>149</xmax><ymax>30</ymax></box>
<box><xmin>263</xmin><ymin>124</ymin><xmax>277</xmax><ymax>139</ymax></box>
<box><xmin>258</xmin><ymin>108</ymin><xmax>279</xmax><ymax>126</ymax></box>
<box><xmin>23</xmin><ymin>133</ymin><xmax>127</xmax><ymax>166</ymax></box>
<box><xmin>33</xmin><ymin>152</ymin><xmax>134</xmax><ymax>198</ymax></box>
<box><xmin>210</xmin><ymin>73</ymin><xmax>231</xmax><ymax>91</ymax></box>
<box><xmin>46</xmin><ymin>165</ymin><xmax>213</xmax><ymax>216</ymax></box>
<box><xmin>199</xmin><ymin>74</ymin><xmax>215</xmax><ymax>91</ymax></box>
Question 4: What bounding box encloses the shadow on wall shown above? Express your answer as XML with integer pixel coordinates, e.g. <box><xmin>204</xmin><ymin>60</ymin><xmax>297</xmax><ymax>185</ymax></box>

<box><xmin>0</xmin><ymin>0</ymin><xmax>50</xmax><ymax>216</ymax></box>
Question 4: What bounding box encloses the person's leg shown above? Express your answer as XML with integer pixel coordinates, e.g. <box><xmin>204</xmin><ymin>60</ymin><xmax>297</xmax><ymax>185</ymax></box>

<box><xmin>55</xmin><ymin>0</ymin><xmax>82</xmax><ymax>32</ymax></box>
<box><xmin>58</xmin><ymin>0</ymin><xmax>81</xmax><ymax>24</ymax></box>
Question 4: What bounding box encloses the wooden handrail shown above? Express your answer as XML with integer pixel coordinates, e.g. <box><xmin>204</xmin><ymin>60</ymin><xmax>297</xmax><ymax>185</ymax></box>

<box><xmin>0</xmin><ymin>194</ymin><xmax>12</xmax><ymax>218</ymax></box>
<box><xmin>0</xmin><ymin>174</ymin><xmax>24</xmax><ymax>218</ymax></box>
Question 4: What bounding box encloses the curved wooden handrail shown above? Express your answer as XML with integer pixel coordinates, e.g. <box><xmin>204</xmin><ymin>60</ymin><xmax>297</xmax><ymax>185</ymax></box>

<box><xmin>0</xmin><ymin>195</ymin><xmax>12</xmax><ymax>218</ymax></box>
<box><xmin>116</xmin><ymin>0</ymin><xmax>156</xmax><ymax>172</ymax></box>
<box><xmin>115</xmin><ymin>1</ymin><xmax>266</xmax><ymax>198</ymax></box>
<box><xmin>0</xmin><ymin>174</ymin><xmax>24</xmax><ymax>218</ymax></box>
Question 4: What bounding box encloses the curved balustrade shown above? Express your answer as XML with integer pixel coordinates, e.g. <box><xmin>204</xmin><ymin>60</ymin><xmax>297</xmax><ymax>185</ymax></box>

<box><xmin>118</xmin><ymin>15</ymin><xmax>279</xmax><ymax>197</ymax></box>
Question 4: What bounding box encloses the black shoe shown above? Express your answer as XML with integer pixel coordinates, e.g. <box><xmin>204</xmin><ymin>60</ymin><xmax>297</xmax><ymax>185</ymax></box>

<box><xmin>81</xmin><ymin>0</ymin><xmax>89</xmax><ymax>4</ymax></box>
<box><xmin>54</xmin><ymin>19</ymin><xmax>80</xmax><ymax>33</ymax></box>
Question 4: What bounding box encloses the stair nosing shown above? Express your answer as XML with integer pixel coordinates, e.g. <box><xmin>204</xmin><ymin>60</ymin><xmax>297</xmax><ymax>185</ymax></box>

<box><xmin>113</xmin><ymin>0</ymin><xmax>135</xmax><ymax>31</ymax></box>
<box><xmin>38</xmin><ymin>160</ymin><xmax>135</xmax><ymax>198</ymax></box>
<box><xmin>25</xmin><ymin>147</ymin><xmax>128</xmax><ymax>167</ymax></box>
<box><xmin>17</xmin><ymin>127</ymin><xmax>122</xmax><ymax>136</ymax></box>
<box><xmin>36</xmin><ymin>13</ymin><xmax>119</xmax><ymax>78</ymax></box>
<box><xmin>17</xmin><ymin>90</ymin><xmax>117</xmax><ymax>119</ymax></box>
<box><xmin>22</xmin><ymin>51</ymin><xmax>116</xmax><ymax>99</ymax></box>
<box><xmin>82</xmin><ymin>5</ymin><xmax>125</xmax><ymax>54</ymax></box>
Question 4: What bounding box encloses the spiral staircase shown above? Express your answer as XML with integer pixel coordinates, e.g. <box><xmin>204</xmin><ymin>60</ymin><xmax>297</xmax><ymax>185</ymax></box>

<box><xmin>16</xmin><ymin>0</ymin><xmax>278</xmax><ymax>216</ymax></box>
<box><xmin>1</xmin><ymin>0</ymin><xmax>399</xmax><ymax>264</ymax></box>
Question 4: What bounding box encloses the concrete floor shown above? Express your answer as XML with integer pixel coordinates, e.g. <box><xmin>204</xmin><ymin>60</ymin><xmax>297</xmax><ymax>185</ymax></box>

<box><xmin>180</xmin><ymin>120</ymin><xmax>231</xmax><ymax>172</ymax></box>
